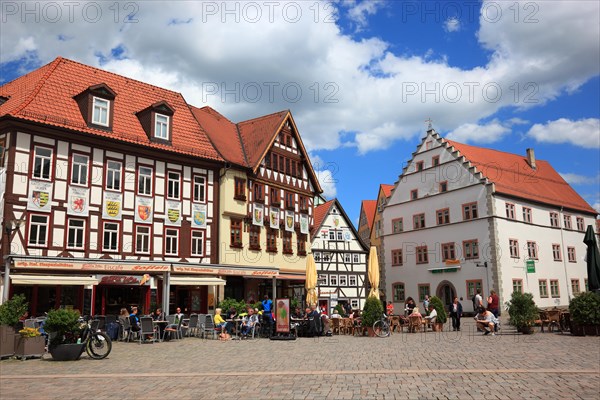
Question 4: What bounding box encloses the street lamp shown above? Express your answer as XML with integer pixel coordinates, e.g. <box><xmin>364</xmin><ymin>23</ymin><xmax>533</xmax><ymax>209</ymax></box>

<box><xmin>4</xmin><ymin>218</ymin><xmax>23</xmax><ymax>237</ymax></box>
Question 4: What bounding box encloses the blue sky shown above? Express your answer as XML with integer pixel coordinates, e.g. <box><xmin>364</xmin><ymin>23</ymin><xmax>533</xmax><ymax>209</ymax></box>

<box><xmin>1</xmin><ymin>1</ymin><xmax>599</xmax><ymax>224</ymax></box>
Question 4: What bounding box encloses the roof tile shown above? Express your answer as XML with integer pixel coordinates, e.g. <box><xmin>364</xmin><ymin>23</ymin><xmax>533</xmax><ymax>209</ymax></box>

<box><xmin>446</xmin><ymin>140</ymin><xmax>596</xmax><ymax>215</ymax></box>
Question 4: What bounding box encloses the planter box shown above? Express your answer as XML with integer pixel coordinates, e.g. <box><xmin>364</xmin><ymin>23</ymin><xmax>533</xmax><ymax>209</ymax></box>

<box><xmin>49</xmin><ymin>343</ymin><xmax>85</xmax><ymax>361</ymax></box>
<box><xmin>584</xmin><ymin>325</ymin><xmax>599</xmax><ymax>336</ymax></box>
<box><xmin>0</xmin><ymin>326</ymin><xmax>16</xmax><ymax>358</ymax></box>
<box><xmin>14</xmin><ymin>336</ymin><xmax>46</xmax><ymax>360</ymax></box>
<box><xmin>570</xmin><ymin>323</ymin><xmax>585</xmax><ymax>336</ymax></box>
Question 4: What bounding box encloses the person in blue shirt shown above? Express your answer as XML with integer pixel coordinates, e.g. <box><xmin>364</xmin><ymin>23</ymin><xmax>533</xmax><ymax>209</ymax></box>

<box><xmin>262</xmin><ymin>295</ymin><xmax>273</xmax><ymax>334</ymax></box>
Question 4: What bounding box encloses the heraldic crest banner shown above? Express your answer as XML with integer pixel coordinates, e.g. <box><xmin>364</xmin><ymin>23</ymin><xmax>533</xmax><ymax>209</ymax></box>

<box><xmin>102</xmin><ymin>191</ymin><xmax>122</xmax><ymax>220</ymax></box>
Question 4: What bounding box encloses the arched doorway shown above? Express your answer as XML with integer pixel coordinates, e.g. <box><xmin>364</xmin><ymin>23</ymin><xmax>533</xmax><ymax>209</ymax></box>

<box><xmin>436</xmin><ymin>281</ymin><xmax>456</xmax><ymax>308</ymax></box>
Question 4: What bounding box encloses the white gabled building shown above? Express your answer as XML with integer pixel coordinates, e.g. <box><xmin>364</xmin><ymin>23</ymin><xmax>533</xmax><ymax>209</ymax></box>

<box><xmin>383</xmin><ymin>129</ymin><xmax>598</xmax><ymax>313</ymax></box>
<box><xmin>311</xmin><ymin>199</ymin><xmax>369</xmax><ymax>312</ymax></box>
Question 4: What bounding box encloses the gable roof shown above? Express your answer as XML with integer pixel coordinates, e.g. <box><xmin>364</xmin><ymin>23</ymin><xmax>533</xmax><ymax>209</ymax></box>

<box><xmin>360</xmin><ymin>200</ymin><xmax>377</xmax><ymax>231</ymax></box>
<box><xmin>310</xmin><ymin>198</ymin><xmax>368</xmax><ymax>250</ymax></box>
<box><xmin>311</xmin><ymin>199</ymin><xmax>334</xmax><ymax>237</ymax></box>
<box><xmin>237</xmin><ymin>110</ymin><xmax>289</xmax><ymax>169</ymax></box>
<box><xmin>445</xmin><ymin>139</ymin><xmax>597</xmax><ymax>215</ymax></box>
<box><xmin>381</xmin><ymin>184</ymin><xmax>394</xmax><ymax>198</ymax></box>
<box><xmin>196</xmin><ymin>107</ymin><xmax>322</xmax><ymax>193</ymax></box>
<box><xmin>0</xmin><ymin>57</ymin><xmax>222</xmax><ymax>161</ymax></box>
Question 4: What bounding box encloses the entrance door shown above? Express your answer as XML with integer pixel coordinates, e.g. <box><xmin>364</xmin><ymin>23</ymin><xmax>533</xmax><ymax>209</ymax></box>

<box><xmin>436</xmin><ymin>281</ymin><xmax>456</xmax><ymax>308</ymax></box>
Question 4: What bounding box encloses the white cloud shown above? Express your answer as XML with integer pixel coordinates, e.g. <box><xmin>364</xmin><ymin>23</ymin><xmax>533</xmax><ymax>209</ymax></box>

<box><xmin>527</xmin><ymin>118</ymin><xmax>600</xmax><ymax>149</ymax></box>
<box><xmin>444</xmin><ymin>17</ymin><xmax>460</xmax><ymax>33</ymax></box>
<box><xmin>344</xmin><ymin>0</ymin><xmax>386</xmax><ymax>31</ymax></box>
<box><xmin>445</xmin><ymin>119</ymin><xmax>511</xmax><ymax>144</ymax></box>
<box><xmin>593</xmin><ymin>202</ymin><xmax>600</xmax><ymax>213</ymax></box>
<box><xmin>1</xmin><ymin>1</ymin><xmax>599</xmax><ymax>154</ymax></box>
<box><xmin>559</xmin><ymin>173</ymin><xmax>600</xmax><ymax>185</ymax></box>
<box><xmin>316</xmin><ymin>169</ymin><xmax>337</xmax><ymax>199</ymax></box>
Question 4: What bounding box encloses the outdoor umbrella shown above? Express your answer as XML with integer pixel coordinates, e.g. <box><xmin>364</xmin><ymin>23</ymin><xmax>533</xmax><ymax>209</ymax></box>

<box><xmin>305</xmin><ymin>253</ymin><xmax>318</xmax><ymax>306</ymax></box>
<box><xmin>368</xmin><ymin>246</ymin><xmax>380</xmax><ymax>299</ymax></box>
<box><xmin>583</xmin><ymin>225</ymin><xmax>600</xmax><ymax>292</ymax></box>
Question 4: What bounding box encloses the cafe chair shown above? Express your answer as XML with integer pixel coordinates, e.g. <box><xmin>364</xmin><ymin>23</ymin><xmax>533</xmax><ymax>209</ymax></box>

<box><xmin>139</xmin><ymin>317</ymin><xmax>157</xmax><ymax>344</ymax></box>
<box><xmin>119</xmin><ymin>316</ymin><xmax>132</xmax><ymax>341</ymax></box>
<box><xmin>331</xmin><ymin>318</ymin><xmax>341</xmax><ymax>335</ymax></box>
<box><xmin>201</xmin><ymin>314</ymin><xmax>217</xmax><ymax>339</ymax></box>
<box><xmin>185</xmin><ymin>314</ymin><xmax>200</xmax><ymax>337</ymax></box>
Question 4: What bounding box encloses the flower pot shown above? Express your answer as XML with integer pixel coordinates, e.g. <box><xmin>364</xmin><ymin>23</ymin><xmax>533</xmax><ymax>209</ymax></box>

<box><xmin>15</xmin><ymin>336</ymin><xmax>46</xmax><ymax>360</ymax></box>
<box><xmin>519</xmin><ymin>326</ymin><xmax>534</xmax><ymax>335</ymax></box>
<box><xmin>0</xmin><ymin>326</ymin><xmax>16</xmax><ymax>358</ymax></box>
<box><xmin>570</xmin><ymin>323</ymin><xmax>585</xmax><ymax>336</ymax></box>
<box><xmin>49</xmin><ymin>343</ymin><xmax>85</xmax><ymax>361</ymax></box>
<box><xmin>433</xmin><ymin>322</ymin><xmax>444</xmax><ymax>332</ymax></box>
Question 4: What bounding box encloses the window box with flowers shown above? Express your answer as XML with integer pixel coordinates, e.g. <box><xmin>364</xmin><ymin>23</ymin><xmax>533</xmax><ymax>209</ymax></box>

<box><xmin>15</xmin><ymin>327</ymin><xmax>46</xmax><ymax>360</ymax></box>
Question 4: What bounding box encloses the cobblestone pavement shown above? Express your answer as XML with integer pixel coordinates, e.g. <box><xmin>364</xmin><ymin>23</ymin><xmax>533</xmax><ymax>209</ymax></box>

<box><xmin>1</xmin><ymin>321</ymin><xmax>598</xmax><ymax>400</ymax></box>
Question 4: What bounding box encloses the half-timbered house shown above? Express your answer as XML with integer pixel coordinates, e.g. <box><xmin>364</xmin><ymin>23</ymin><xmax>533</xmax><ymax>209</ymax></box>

<box><xmin>311</xmin><ymin>199</ymin><xmax>368</xmax><ymax>312</ymax></box>
<box><xmin>0</xmin><ymin>57</ymin><xmax>225</xmax><ymax>315</ymax></box>
<box><xmin>191</xmin><ymin>106</ymin><xmax>322</xmax><ymax>303</ymax></box>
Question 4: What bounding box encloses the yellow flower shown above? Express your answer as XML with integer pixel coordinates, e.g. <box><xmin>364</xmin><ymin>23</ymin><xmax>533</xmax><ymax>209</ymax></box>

<box><xmin>18</xmin><ymin>327</ymin><xmax>41</xmax><ymax>337</ymax></box>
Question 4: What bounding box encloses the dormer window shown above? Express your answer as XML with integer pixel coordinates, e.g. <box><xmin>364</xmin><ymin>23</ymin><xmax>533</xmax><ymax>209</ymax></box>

<box><xmin>155</xmin><ymin>114</ymin><xmax>169</xmax><ymax>139</ymax></box>
<box><xmin>92</xmin><ymin>97</ymin><xmax>110</xmax><ymax>126</ymax></box>
<box><xmin>136</xmin><ymin>101</ymin><xmax>174</xmax><ymax>144</ymax></box>
<box><xmin>74</xmin><ymin>83</ymin><xmax>116</xmax><ymax>130</ymax></box>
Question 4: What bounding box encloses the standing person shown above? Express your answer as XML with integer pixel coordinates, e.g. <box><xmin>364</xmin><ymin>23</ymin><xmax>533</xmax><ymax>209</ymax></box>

<box><xmin>343</xmin><ymin>302</ymin><xmax>352</xmax><ymax>317</ymax></box>
<box><xmin>262</xmin><ymin>295</ymin><xmax>273</xmax><ymax>334</ymax></box>
<box><xmin>487</xmin><ymin>290</ymin><xmax>500</xmax><ymax>318</ymax></box>
<box><xmin>423</xmin><ymin>295</ymin><xmax>430</xmax><ymax>313</ymax></box>
<box><xmin>386</xmin><ymin>301</ymin><xmax>394</xmax><ymax>316</ymax></box>
<box><xmin>449</xmin><ymin>297</ymin><xmax>463</xmax><ymax>331</ymax></box>
<box><xmin>474</xmin><ymin>289</ymin><xmax>483</xmax><ymax>311</ymax></box>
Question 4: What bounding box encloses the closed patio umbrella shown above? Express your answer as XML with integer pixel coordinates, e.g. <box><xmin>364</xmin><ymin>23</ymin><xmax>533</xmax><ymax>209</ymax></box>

<box><xmin>583</xmin><ymin>225</ymin><xmax>600</xmax><ymax>292</ymax></box>
<box><xmin>368</xmin><ymin>246</ymin><xmax>380</xmax><ymax>299</ymax></box>
<box><xmin>305</xmin><ymin>253</ymin><xmax>318</xmax><ymax>306</ymax></box>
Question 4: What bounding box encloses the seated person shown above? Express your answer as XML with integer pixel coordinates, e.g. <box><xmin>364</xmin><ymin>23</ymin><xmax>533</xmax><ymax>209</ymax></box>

<box><xmin>386</xmin><ymin>301</ymin><xmax>394</xmax><ymax>316</ymax></box>
<box><xmin>410</xmin><ymin>306</ymin><xmax>422</xmax><ymax>318</ymax></box>
<box><xmin>241</xmin><ymin>308</ymin><xmax>258</xmax><ymax>337</ymax></box>
<box><xmin>330</xmin><ymin>309</ymin><xmax>342</xmax><ymax>319</ymax></box>
<box><xmin>152</xmin><ymin>307</ymin><xmax>166</xmax><ymax>337</ymax></box>
<box><xmin>423</xmin><ymin>305</ymin><xmax>437</xmax><ymax>327</ymax></box>
<box><xmin>129</xmin><ymin>307</ymin><xmax>141</xmax><ymax>332</ymax></box>
<box><xmin>291</xmin><ymin>307</ymin><xmax>304</xmax><ymax>320</ymax></box>
<box><xmin>226</xmin><ymin>306</ymin><xmax>237</xmax><ymax>320</ymax></box>
<box><xmin>404</xmin><ymin>297</ymin><xmax>416</xmax><ymax>315</ymax></box>
<box><xmin>214</xmin><ymin>308</ymin><xmax>226</xmax><ymax>330</ymax></box>
<box><xmin>474</xmin><ymin>307</ymin><xmax>498</xmax><ymax>335</ymax></box>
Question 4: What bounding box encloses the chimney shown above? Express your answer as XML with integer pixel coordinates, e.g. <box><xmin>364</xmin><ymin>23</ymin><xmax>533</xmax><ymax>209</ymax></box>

<box><xmin>526</xmin><ymin>148</ymin><xmax>536</xmax><ymax>170</ymax></box>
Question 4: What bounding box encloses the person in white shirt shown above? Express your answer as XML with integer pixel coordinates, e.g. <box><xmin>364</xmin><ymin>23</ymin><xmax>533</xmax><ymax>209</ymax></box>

<box><xmin>474</xmin><ymin>307</ymin><xmax>498</xmax><ymax>336</ymax></box>
<box><xmin>424</xmin><ymin>305</ymin><xmax>437</xmax><ymax>328</ymax></box>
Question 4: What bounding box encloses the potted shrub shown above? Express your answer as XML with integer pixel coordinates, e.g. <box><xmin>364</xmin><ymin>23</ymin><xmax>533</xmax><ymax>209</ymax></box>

<box><xmin>505</xmin><ymin>291</ymin><xmax>538</xmax><ymax>334</ymax></box>
<box><xmin>0</xmin><ymin>294</ymin><xmax>28</xmax><ymax>358</ymax></box>
<box><xmin>44</xmin><ymin>309</ymin><xmax>85</xmax><ymax>361</ymax></box>
<box><xmin>428</xmin><ymin>296</ymin><xmax>447</xmax><ymax>332</ymax></box>
<box><xmin>361</xmin><ymin>296</ymin><xmax>383</xmax><ymax>337</ymax></box>
<box><xmin>15</xmin><ymin>327</ymin><xmax>45</xmax><ymax>360</ymax></box>
<box><xmin>569</xmin><ymin>292</ymin><xmax>600</xmax><ymax>336</ymax></box>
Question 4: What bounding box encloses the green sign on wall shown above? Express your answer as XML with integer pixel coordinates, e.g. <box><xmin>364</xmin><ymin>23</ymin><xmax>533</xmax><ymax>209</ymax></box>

<box><xmin>526</xmin><ymin>260</ymin><xmax>535</xmax><ymax>273</ymax></box>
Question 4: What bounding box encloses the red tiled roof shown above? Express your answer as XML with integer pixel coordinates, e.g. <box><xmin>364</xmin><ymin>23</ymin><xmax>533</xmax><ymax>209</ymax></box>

<box><xmin>446</xmin><ymin>140</ymin><xmax>597</xmax><ymax>215</ymax></box>
<box><xmin>381</xmin><ymin>184</ymin><xmax>394</xmax><ymax>198</ymax></box>
<box><xmin>361</xmin><ymin>200</ymin><xmax>377</xmax><ymax>230</ymax></box>
<box><xmin>0</xmin><ymin>57</ymin><xmax>222</xmax><ymax>161</ymax></box>
<box><xmin>190</xmin><ymin>105</ymin><xmax>247</xmax><ymax>167</ymax></box>
<box><xmin>237</xmin><ymin>110</ymin><xmax>289</xmax><ymax>169</ymax></box>
<box><xmin>312</xmin><ymin>200</ymin><xmax>334</xmax><ymax>236</ymax></box>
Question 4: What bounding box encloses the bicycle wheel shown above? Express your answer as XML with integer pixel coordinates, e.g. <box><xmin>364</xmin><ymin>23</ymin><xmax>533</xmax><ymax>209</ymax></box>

<box><xmin>373</xmin><ymin>320</ymin><xmax>390</xmax><ymax>337</ymax></box>
<box><xmin>86</xmin><ymin>332</ymin><xmax>112</xmax><ymax>359</ymax></box>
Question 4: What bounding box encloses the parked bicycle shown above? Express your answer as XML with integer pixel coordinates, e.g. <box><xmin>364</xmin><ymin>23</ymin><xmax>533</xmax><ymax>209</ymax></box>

<box><xmin>373</xmin><ymin>313</ymin><xmax>391</xmax><ymax>338</ymax></box>
<box><xmin>80</xmin><ymin>316</ymin><xmax>112</xmax><ymax>359</ymax></box>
